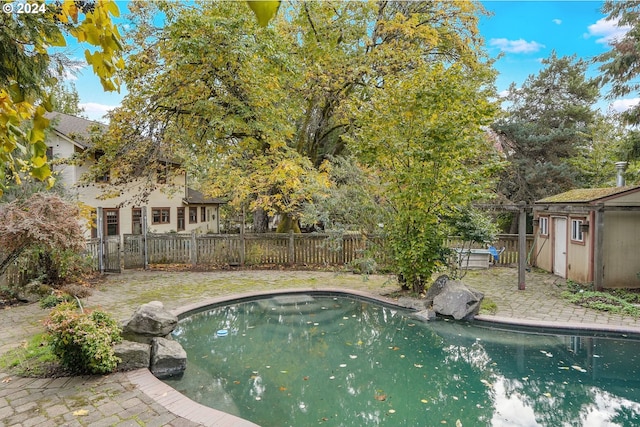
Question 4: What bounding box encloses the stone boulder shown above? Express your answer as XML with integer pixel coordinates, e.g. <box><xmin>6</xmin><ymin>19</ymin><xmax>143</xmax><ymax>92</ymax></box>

<box><xmin>150</xmin><ymin>337</ymin><xmax>187</xmax><ymax>379</ymax></box>
<box><xmin>431</xmin><ymin>279</ymin><xmax>484</xmax><ymax>321</ymax></box>
<box><xmin>423</xmin><ymin>274</ymin><xmax>449</xmax><ymax>307</ymax></box>
<box><xmin>121</xmin><ymin>301</ymin><xmax>178</xmax><ymax>344</ymax></box>
<box><xmin>114</xmin><ymin>340</ymin><xmax>151</xmax><ymax>371</ymax></box>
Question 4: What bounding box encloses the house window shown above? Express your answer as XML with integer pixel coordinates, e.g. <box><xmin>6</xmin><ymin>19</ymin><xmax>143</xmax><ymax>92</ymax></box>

<box><xmin>152</xmin><ymin>208</ymin><xmax>170</xmax><ymax>225</ymax></box>
<box><xmin>177</xmin><ymin>208</ymin><xmax>185</xmax><ymax>231</ymax></box>
<box><xmin>132</xmin><ymin>208</ymin><xmax>142</xmax><ymax>235</ymax></box>
<box><xmin>189</xmin><ymin>207</ymin><xmax>198</xmax><ymax>224</ymax></box>
<box><xmin>571</xmin><ymin>219</ymin><xmax>584</xmax><ymax>242</ymax></box>
<box><xmin>104</xmin><ymin>209</ymin><xmax>119</xmax><ymax>236</ymax></box>
<box><xmin>201</xmin><ymin>206</ymin><xmax>207</xmax><ymax>222</ymax></box>
<box><xmin>539</xmin><ymin>217</ymin><xmax>549</xmax><ymax>236</ymax></box>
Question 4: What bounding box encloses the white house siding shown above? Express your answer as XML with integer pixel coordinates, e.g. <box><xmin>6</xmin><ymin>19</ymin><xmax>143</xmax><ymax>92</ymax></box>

<box><xmin>48</xmin><ymin>133</ymin><xmax>78</xmax><ymax>187</ymax></box>
<box><xmin>45</xmin><ymin>116</ymin><xmax>221</xmax><ymax>240</ymax></box>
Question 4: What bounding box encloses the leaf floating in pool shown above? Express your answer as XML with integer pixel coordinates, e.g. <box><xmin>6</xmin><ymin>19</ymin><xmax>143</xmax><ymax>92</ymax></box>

<box><xmin>480</xmin><ymin>379</ymin><xmax>492</xmax><ymax>387</ymax></box>
<box><xmin>256</xmin><ymin>396</ymin><xmax>262</xmax><ymax>401</ymax></box>
<box><xmin>279</xmin><ymin>386</ymin><xmax>287</xmax><ymax>391</ymax></box>
<box><xmin>521</xmin><ymin>377</ymin><xmax>529</xmax><ymax>381</ymax></box>
<box><xmin>303</xmin><ymin>376</ymin><xmax>309</xmax><ymax>380</ymax></box>
<box><xmin>388</xmin><ymin>409</ymin><xmax>396</xmax><ymax>414</ymax></box>
<box><xmin>357</xmin><ymin>340</ymin><xmax>364</xmax><ymax>346</ymax></box>
<box><xmin>452</xmin><ymin>396</ymin><xmax>459</xmax><ymax>400</ymax></box>
<box><xmin>571</xmin><ymin>365</ymin><xmax>587</xmax><ymax>373</ymax></box>
<box><xmin>329</xmin><ymin>376</ymin><xmax>335</xmax><ymax>380</ymax></box>
<box><xmin>374</xmin><ymin>393</ymin><xmax>387</xmax><ymax>401</ymax></box>
<box><xmin>349</xmin><ymin>355</ymin><xmax>358</xmax><ymax>359</ymax></box>
<box><xmin>280</xmin><ymin>370</ymin><xmax>289</xmax><ymax>374</ymax></box>
<box><xmin>421</xmin><ymin>399</ymin><xmax>429</xmax><ymax>404</ymax></box>
<box><xmin>414</xmin><ymin>364</ymin><xmax>423</xmax><ymax>368</ymax></box>
<box><xmin>456</xmin><ymin>420</ymin><xmax>462</xmax><ymax>427</ymax></box>
<box><xmin>392</xmin><ymin>346</ymin><xmax>400</xmax><ymax>351</ymax></box>
<box><xmin>339</xmin><ymin>363</ymin><xmax>347</xmax><ymax>368</ymax></box>
<box><xmin>559</xmin><ymin>366</ymin><xmax>570</xmax><ymax>370</ymax></box>
<box><xmin>400</xmin><ymin>354</ymin><xmax>406</xmax><ymax>358</ymax></box>
<box><xmin>408</xmin><ymin>323</ymin><xmax>415</xmax><ymax>327</ymax></box>
<box><xmin>543</xmin><ymin>392</ymin><xmax>552</xmax><ymax>398</ymax></box>
<box><xmin>234</xmin><ymin>380</ymin><xmax>241</xmax><ymax>384</ymax></box>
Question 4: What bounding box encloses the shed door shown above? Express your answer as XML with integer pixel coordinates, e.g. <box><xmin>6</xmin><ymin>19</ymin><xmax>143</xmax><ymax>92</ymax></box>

<box><xmin>553</xmin><ymin>217</ymin><xmax>567</xmax><ymax>278</ymax></box>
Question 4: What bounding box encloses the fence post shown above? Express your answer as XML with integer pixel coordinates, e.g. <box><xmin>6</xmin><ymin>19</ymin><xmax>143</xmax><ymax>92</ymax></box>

<box><xmin>518</xmin><ymin>202</ymin><xmax>527</xmax><ymax>290</ymax></box>
<box><xmin>142</xmin><ymin>207</ymin><xmax>148</xmax><ymax>270</ymax></box>
<box><xmin>190</xmin><ymin>230</ymin><xmax>197</xmax><ymax>266</ymax></box>
<box><xmin>96</xmin><ymin>207</ymin><xmax>104</xmax><ymax>273</ymax></box>
<box><xmin>288</xmin><ymin>230</ymin><xmax>295</xmax><ymax>266</ymax></box>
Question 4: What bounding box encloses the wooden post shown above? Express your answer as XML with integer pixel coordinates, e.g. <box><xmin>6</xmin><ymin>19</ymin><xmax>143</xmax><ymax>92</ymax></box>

<box><xmin>288</xmin><ymin>230</ymin><xmax>295</xmax><ymax>266</ymax></box>
<box><xmin>190</xmin><ymin>230</ymin><xmax>197</xmax><ymax>266</ymax></box>
<box><xmin>142</xmin><ymin>207</ymin><xmax>148</xmax><ymax>270</ymax></box>
<box><xmin>518</xmin><ymin>201</ymin><xmax>527</xmax><ymax>290</ymax></box>
<box><xmin>240</xmin><ymin>206</ymin><xmax>246</xmax><ymax>267</ymax></box>
<box><xmin>96</xmin><ymin>207</ymin><xmax>104</xmax><ymax>273</ymax></box>
<box><xmin>594</xmin><ymin>204</ymin><xmax>605</xmax><ymax>291</ymax></box>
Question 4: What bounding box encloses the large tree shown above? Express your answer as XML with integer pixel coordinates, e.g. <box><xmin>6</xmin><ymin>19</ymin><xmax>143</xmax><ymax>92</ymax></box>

<box><xmin>0</xmin><ymin>0</ymin><xmax>123</xmax><ymax>197</ymax></box>
<box><xmin>95</xmin><ymin>0</ymin><xmax>496</xmax><ymax>289</ymax></box>
<box><xmin>596</xmin><ymin>1</ymin><xmax>640</xmax><ymax>126</ymax></box>
<box><xmin>492</xmin><ymin>52</ymin><xmax>599</xmax><ymax>213</ymax></box>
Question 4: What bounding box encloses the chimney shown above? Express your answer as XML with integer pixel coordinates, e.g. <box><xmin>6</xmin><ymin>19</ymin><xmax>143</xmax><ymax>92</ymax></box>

<box><xmin>615</xmin><ymin>161</ymin><xmax>628</xmax><ymax>187</ymax></box>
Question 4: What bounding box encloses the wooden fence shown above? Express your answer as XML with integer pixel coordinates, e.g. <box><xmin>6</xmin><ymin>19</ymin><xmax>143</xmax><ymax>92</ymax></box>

<box><xmin>121</xmin><ymin>232</ymin><xmax>382</xmax><ymax>269</ymax></box>
<box><xmin>0</xmin><ymin>233</ymin><xmax>535</xmax><ymax>285</ymax></box>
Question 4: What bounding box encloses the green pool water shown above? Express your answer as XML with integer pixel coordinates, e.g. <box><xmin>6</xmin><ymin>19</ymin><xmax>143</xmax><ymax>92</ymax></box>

<box><xmin>164</xmin><ymin>294</ymin><xmax>640</xmax><ymax>426</ymax></box>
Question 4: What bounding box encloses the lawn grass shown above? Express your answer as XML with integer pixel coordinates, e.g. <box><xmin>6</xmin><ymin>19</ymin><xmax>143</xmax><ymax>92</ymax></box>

<box><xmin>0</xmin><ymin>333</ymin><xmax>62</xmax><ymax>377</ymax></box>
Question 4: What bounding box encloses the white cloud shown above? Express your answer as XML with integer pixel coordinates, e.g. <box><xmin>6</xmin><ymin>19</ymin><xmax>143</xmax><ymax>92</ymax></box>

<box><xmin>79</xmin><ymin>102</ymin><xmax>117</xmax><ymax>122</ymax></box>
<box><xmin>586</xmin><ymin>17</ymin><xmax>631</xmax><ymax>44</ymax></box>
<box><xmin>609</xmin><ymin>98</ymin><xmax>640</xmax><ymax>113</ymax></box>
<box><xmin>489</xmin><ymin>38</ymin><xmax>545</xmax><ymax>54</ymax></box>
<box><xmin>552</xmin><ymin>19</ymin><xmax>562</xmax><ymax>25</ymax></box>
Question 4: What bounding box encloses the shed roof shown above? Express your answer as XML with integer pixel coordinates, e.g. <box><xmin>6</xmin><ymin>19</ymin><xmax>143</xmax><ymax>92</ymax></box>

<box><xmin>536</xmin><ymin>185</ymin><xmax>640</xmax><ymax>204</ymax></box>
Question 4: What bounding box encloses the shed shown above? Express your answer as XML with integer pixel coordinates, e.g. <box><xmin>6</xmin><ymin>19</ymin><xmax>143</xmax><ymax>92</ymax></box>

<box><xmin>533</xmin><ymin>185</ymin><xmax>640</xmax><ymax>289</ymax></box>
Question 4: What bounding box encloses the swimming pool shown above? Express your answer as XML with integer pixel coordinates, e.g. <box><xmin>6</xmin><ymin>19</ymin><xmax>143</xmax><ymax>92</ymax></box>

<box><xmin>164</xmin><ymin>291</ymin><xmax>640</xmax><ymax>426</ymax></box>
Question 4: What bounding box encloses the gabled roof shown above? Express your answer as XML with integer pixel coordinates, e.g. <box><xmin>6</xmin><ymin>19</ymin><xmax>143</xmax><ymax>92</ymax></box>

<box><xmin>183</xmin><ymin>188</ymin><xmax>226</xmax><ymax>205</ymax></box>
<box><xmin>45</xmin><ymin>112</ymin><xmax>105</xmax><ymax>149</ymax></box>
<box><xmin>536</xmin><ymin>185</ymin><xmax>640</xmax><ymax>204</ymax></box>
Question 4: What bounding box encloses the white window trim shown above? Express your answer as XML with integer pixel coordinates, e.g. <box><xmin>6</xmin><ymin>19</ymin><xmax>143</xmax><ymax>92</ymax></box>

<box><xmin>571</xmin><ymin>219</ymin><xmax>584</xmax><ymax>242</ymax></box>
<box><xmin>539</xmin><ymin>217</ymin><xmax>549</xmax><ymax>236</ymax></box>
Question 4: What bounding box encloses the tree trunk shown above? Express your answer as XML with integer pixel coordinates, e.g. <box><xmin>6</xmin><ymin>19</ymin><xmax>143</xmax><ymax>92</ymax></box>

<box><xmin>253</xmin><ymin>207</ymin><xmax>269</xmax><ymax>233</ymax></box>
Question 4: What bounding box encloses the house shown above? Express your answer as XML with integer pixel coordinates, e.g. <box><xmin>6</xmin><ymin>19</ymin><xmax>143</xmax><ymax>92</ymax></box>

<box><xmin>533</xmin><ymin>181</ymin><xmax>640</xmax><ymax>289</ymax></box>
<box><xmin>45</xmin><ymin>112</ymin><xmax>224</xmax><ymax>239</ymax></box>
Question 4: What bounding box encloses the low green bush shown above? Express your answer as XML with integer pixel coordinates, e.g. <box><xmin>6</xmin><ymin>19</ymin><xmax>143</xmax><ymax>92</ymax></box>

<box><xmin>44</xmin><ymin>302</ymin><xmax>122</xmax><ymax>374</ymax></box>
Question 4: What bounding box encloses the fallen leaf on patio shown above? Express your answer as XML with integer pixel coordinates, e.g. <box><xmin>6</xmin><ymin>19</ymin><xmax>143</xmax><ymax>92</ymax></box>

<box><xmin>73</xmin><ymin>410</ymin><xmax>89</xmax><ymax>416</ymax></box>
<box><xmin>1</xmin><ymin>378</ymin><xmax>11</xmax><ymax>383</ymax></box>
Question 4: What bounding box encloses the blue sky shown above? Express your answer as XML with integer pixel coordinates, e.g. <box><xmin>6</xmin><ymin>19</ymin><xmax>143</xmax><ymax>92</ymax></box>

<box><xmin>68</xmin><ymin>1</ymin><xmax>635</xmax><ymax>122</ymax></box>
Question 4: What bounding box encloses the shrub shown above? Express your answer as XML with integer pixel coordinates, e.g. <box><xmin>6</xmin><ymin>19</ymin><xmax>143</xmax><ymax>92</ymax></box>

<box><xmin>44</xmin><ymin>302</ymin><xmax>122</xmax><ymax>374</ymax></box>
